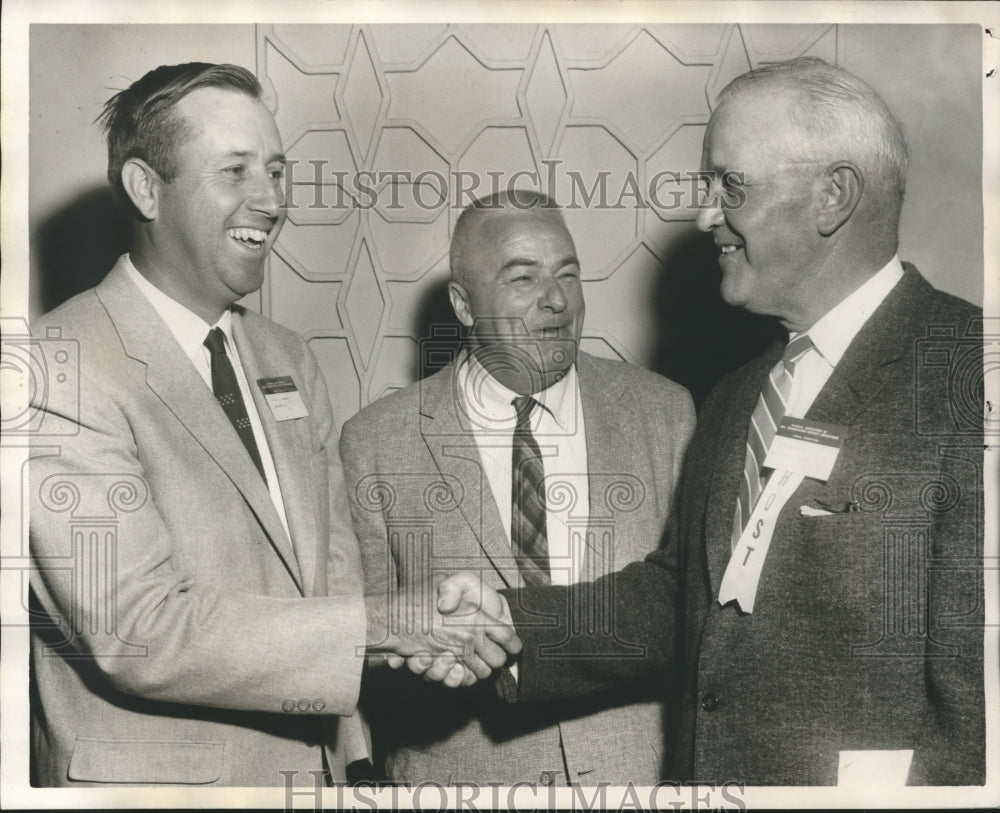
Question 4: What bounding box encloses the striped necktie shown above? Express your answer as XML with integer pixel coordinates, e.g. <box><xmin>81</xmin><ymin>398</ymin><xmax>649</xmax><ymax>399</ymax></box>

<box><xmin>731</xmin><ymin>333</ymin><xmax>813</xmax><ymax>548</ymax></box>
<box><xmin>511</xmin><ymin>395</ymin><xmax>551</xmax><ymax>587</ymax></box>
<box><xmin>204</xmin><ymin>327</ymin><xmax>267</xmax><ymax>485</ymax></box>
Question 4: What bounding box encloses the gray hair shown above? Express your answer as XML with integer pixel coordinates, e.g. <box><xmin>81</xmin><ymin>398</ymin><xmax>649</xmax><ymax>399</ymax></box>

<box><xmin>450</xmin><ymin>189</ymin><xmax>567</xmax><ymax>285</ymax></box>
<box><xmin>718</xmin><ymin>57</ymin><xmax>908</xmax><ymax>222</ymax></box>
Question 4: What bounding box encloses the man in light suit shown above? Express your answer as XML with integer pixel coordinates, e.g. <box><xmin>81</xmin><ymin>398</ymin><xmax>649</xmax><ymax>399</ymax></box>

<box><xmin>340</xmin><ymin>190</ymin><xmax>695</xmax><ymax>785</ymax></box>
<box><xmin>436</xmin><ymin>57</ymin><xmax>986</xmax><ymax>785</ymax></box>
<box><xmin>28</xmin><ymin>62</ymin><xmax>517</xmax><ymax>787</ymax></box>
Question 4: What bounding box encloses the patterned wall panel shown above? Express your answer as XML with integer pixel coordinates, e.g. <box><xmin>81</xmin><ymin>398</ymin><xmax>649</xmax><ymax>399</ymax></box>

<box><xmin>257</xmin><ymin>24</ymin><xmax>836</xmax><ymax>428</ymax></box>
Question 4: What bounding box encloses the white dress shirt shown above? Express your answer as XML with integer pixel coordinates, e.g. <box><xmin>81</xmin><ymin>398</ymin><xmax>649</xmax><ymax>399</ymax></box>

<box><xmin>457</xmin><ymin>350</ymin><xmax>589</xmax><ymax>586</ymax></box>
<box><xmin>785</xmin><ymin>255</ymin><xmax>905</xmax><ymax>419</ymax></box>
<box><xmin>124</xmin><ymin>255</ymin><xmax>291</xmax><ymax>539</ymax></box>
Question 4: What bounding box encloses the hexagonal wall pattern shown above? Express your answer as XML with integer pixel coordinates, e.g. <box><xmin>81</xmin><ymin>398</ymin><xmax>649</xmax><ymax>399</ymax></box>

<box><xmin>257</xmin><ymin>23</ymin><xmax>834</xmax><ymax>421</ymax></box>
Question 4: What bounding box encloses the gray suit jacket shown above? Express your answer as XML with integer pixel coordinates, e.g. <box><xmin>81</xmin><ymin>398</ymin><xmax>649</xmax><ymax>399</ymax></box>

<box><xmin>29</xmin><ymin>257</ymin><xmax>368</xmax><ymax>786</ymax></box>
<box><xmin>340</xmin><ymin>351</ymin><xmax>694</xmax><ymax>785</ymax></box>
<box><xmin>505</xmin><ymin>265</ymin><xmax>986</xmax><ymax>785</ymax></box>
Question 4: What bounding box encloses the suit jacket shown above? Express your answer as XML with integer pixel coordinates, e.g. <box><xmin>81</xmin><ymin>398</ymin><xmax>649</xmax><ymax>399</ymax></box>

<box><xmin>29</xmin><ymin>257</ymin><xmax>368</xmax><ymax>786</ymax></box>
<box><xmin>506</xmin><ymin>265</ymin><xmax>986</xmax><ymax>785</ymax></box>
<box><xmin>339</xmin><ymin>351</ymin><xmax>695</xmax><ymax>785</ymax></box>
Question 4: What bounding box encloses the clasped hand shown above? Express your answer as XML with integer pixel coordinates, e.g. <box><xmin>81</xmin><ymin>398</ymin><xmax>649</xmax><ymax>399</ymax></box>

<box><xmin>370</xmin><ymin>572</ymin><xmax>518</xmax><ymax>687</ymax></box>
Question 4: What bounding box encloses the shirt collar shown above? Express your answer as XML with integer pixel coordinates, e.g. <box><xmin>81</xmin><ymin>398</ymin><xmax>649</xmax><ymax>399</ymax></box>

<box><xmin>124</xmin><ymin>253</ymin><xmax>233</xmax><ymax>355</ymax></box>
<box><xmin>458</xmin><ymin>348</ymin><xmax>577</xmax><ymax>431</ymax></box>
<box><xmin>794</xmin><ymin>255</ymin><xmax>904</xmax><ymax>367</ymax></box>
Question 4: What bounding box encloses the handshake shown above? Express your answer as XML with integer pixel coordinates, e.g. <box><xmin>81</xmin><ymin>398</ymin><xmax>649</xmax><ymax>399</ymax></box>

<box><xmin>365</xmin><ymin>572</ymin><xmax>521</xmax><ymax>687</ymax></box>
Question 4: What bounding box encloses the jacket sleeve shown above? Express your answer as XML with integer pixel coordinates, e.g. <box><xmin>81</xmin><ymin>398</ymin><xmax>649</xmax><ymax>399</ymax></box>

<box><xmin>907</xmin><ymin>442</ymin><xmax>986</xmax><ymax>785</ymax></box>
<box><xmin>500</xmin><ymin>544</ymin><xmax>679</xmax><ymax>704</ymax></box>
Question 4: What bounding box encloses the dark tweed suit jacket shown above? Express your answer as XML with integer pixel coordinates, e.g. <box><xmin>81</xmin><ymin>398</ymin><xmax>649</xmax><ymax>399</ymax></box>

<box><xmin>505</xmin><ymin>265</ymin><xmax>985</xmax><ymax>785</ymax></box>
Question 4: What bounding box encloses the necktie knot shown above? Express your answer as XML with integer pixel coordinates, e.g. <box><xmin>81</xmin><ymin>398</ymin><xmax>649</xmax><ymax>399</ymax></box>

<box><xmin>512</xmin><ymin>395</ymin><xmax>539</xmax><ymax>429</ymax></box>
<box><xmin>782</xmin><ymin>333</ymin><xmax>813</xmax><ymax>368</ymax></box>
<box><xmin>203</xmin><ymin>327</ymin><xmax>227</xmax><ymax>355</ymax></box>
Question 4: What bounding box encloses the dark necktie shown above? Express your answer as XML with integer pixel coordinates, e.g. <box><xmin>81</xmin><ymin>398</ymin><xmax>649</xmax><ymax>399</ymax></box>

<box><xmin>511</xmin><ymin>395</ymin><xmax>551</xmax><ymax>587</ymax></box>
<box><xmin>731</xmin><ymin>333</ymin><xmax>814</xmax><ymax>548</ymax></box>
<box><xmin>203</xmin><ymin>327</ymin><xmax>267</xmax><ymax>484</ymax></box>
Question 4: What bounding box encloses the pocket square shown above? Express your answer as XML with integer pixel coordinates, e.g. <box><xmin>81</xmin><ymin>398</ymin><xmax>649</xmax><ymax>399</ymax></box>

<box><xmin>800</xmin><ymin>499</ymin><xmax>861</xmax><ymax>516</ymax></box>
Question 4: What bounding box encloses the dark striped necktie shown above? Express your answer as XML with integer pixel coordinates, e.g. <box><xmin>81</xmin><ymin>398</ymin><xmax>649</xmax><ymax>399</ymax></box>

<box><xmin>203</xmin><ymin>327</ymin><xmax>267</xmax><ymax>485</ymax></box>
<box><xmin>731</xmin><ymin>333</ymin><xmax>814</xmax><ymax>548</ymax></box>
<box><xmin>511</xmin><ymin>395</ymin><xmax>551</xmax><ymax>587</ymax></box>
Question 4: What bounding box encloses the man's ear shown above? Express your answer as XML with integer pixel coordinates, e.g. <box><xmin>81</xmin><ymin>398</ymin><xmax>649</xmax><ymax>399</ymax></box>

<box><xmin>448</xmin><ymin>281</ymin><xmax>475</xmax><ymax>328</ymax></box>
<box><xmin>816</xmin><ymin>161</ymin><xmax>863</xmax><ymax>236</ymax></box>
<box><xmin>120</xmin><ymin>158</ymin><xmax>161</xmax><ymax>221</ymax></box>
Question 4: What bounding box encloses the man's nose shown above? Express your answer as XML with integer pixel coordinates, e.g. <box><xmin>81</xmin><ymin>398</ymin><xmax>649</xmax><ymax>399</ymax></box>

<box><xmin>247</xmin><ymin>172</ymin><xmax>283</xmax><ymax>219</ymax></box>
<box><xmin>696</xmin><ymin>197</ymin><xmax>724</xmax><ymax>232</ymax></box>
<box><xmin>539</xmin><ymin>277</ymin><xmax>567</xmax><ymax>311</ymax></box>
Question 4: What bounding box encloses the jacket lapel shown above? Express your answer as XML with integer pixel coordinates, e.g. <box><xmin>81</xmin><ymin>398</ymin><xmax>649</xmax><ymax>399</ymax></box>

<box><xmin>231</xmin><ymin>312</ymin><xmax>312</xmax><ymax>594</ymax></box>
<box><xmin>805</xmin><ymin>264</ymin><xmax>928</xmax><ymax>428</ymax></box>
<box><xmin>96</xmin><ymin>261</ymin><xmax>303</xmax><ymax>594</ymax></box>
<box><xmin>418</xmin><ymin>366</ymin><xmax>521</xmax><ymax>588</ymax></box>
<box><xmin>577</xmin><ymin>353</ymin><xmax>633</xmax><ymax>580</ymax></box>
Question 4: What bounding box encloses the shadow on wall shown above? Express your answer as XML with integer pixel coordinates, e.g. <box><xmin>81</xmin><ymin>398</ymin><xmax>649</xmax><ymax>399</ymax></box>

<box><xmin>34</xmin><ymin>187</ymin><xmax>130</xmax><ymax>316</ymax></box>
<box><xmin>411</xmin><ymin>277</ymin><xmax>465</xmax><ymax>383</ymax></box>
<box><xmin>649</xmin><ymin>225</ymin><xmax>783</xmax><ymax>407</ymax></box>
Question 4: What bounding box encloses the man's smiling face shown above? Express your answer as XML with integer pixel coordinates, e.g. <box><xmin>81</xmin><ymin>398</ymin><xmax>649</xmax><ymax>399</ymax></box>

<box><xmin>450</xmin><ymin>208</ymin><xmax>585</xmax><ymax>394</ymax></box>
<box><xmin>150</xmin><ymin>86</ymin><xmax>286</xmax><ymax>320</ymax></box>
<box><xmin>697</xmin><ymin>90</ymin><xmax>827</xmax><ymax>329</ymax></box>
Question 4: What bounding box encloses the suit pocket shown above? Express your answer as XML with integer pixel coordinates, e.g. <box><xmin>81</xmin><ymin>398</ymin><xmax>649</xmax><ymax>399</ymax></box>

<box><xmin>67</xmin><ymin>737</ymin><xmax>224</xmax><ymax>784</ymax></box>
<box><xmin>386</xmin><ymin>747</ymin><xmax>454</xmax><ymax>785</ymax></box>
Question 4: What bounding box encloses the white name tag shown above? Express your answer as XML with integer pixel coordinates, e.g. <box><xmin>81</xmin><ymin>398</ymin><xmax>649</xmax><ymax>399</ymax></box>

<box><xmin>763</xmin><ymin>417</ymin><xmax>845</xmax><ymax>481</ymax></box>
<box><xmin>258</xmin><ymin>376</ymin><xmax>309</xmax><ymax>421</ymax></box>
<box><xmin>838</xmin><ymin>749</ymin><xmax>913</xmax><ymax>786</ymax></box>
<box><xmin>718</xmin><ymin>469</ymin><xmax>805</xmax><ymax>613</ymax></box>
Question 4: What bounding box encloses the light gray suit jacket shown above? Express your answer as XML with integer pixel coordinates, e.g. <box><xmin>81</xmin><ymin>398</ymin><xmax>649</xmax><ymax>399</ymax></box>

<box><xmin>29</xmin><ymin>257</ymin><xmax>368</xmax><ymax>786</ymax></box>
<box><xmin>340</xmin><ymin>351</ymin><xmax>694</xmax><ymax>785</ymax></box>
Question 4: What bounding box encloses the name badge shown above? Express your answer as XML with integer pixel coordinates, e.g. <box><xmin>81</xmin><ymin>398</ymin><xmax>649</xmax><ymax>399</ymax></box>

<box><xmin>257</xmin><ymin>376</ymin><xmax>309</xmax><ymax>421</ymax></box>
<box><xmin>763</xmin><ymin>417</ymin><xmax>846</xmax><ymax>482</ymax></box>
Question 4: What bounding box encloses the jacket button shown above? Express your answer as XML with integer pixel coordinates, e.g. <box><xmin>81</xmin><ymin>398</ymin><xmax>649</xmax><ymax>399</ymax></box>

<box><xmin>296</xmin><ymin>698</ymin><xmax>311</xmax><ymax>712</ymax></box>
<box><xmin>312</xmin><ymin>699</ymin><xmax>326</xmax><ymax>712</ymax></box>
<box><xmin>701</xmin><ymin>693</ymin><xmax>719</xmax><ymax>712</ymax></box>
<box><xmin>539</xmin><ymin>771</ymin><xmax>556</xmax><ymax>785</ymax></box>
<box><xmin>281</xmin><ymin>700</ymin><xmax>296</xmax><ymax>713</ymax></box>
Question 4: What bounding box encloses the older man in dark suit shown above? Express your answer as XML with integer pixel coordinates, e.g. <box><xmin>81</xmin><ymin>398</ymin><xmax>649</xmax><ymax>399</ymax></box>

<box><xmin>432</xmin><ymin>57</ymin><xmax>986</xmax><ymax>786</ymax></box>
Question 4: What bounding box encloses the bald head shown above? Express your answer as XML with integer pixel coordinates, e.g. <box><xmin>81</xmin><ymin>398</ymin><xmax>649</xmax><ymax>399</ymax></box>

<box><xmin>450</xmin><ymin>190</ymin><xmax>568</xmax><ymax>287</ymax></box>
<box><xmin>447</xmin><ymin>191</ymin><xmax>584</xmax><ymax>394</ymax></box>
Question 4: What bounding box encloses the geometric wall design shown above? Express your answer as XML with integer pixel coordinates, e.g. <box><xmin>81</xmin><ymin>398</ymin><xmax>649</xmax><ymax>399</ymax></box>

<box><xmin>257</xmin><ymin>24</ymin><xmax>838</xmax><ymax>427</ymax></box>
